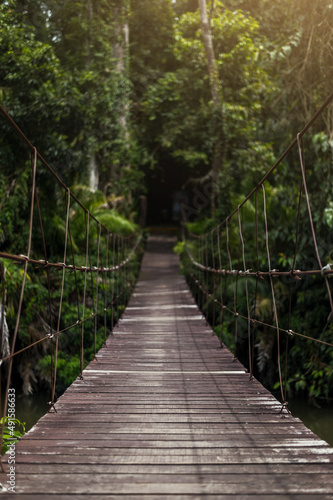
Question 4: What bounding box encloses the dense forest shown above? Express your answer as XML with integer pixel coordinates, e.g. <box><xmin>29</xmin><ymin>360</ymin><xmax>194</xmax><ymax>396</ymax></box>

<box><xmin>0</xmin><ymin>0</ymin><xmax>333</xmax><ymax>404</ymax></box>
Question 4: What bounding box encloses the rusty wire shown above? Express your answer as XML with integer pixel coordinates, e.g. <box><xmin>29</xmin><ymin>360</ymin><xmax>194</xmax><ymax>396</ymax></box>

<box><xmin>0</xmin><ymin>105</ymin><xmax>136</xmax><ymax>242</ymax></box>
<box><xmin>0</xmin><ymin>106</ymin><xmax>143</xmax><ymax>468</ymax></box>
<box><xmin>190</xmin><ymin>272</ymin><xmax>333</xmax><ymax>348</ymax></box>
<box><xmin>0</xmin><ymin>148</ymin><xmax>37</xmax><ymax>471</ymax></box>
<box><xmin>185</xmin><ymin>91</ymin><xmax>333</xmax><ymax>240</ymax></box>
<box><xmin>182</xmin><ymin>91</ymin><xmax>333</xmax><ymax>414</ymax></box>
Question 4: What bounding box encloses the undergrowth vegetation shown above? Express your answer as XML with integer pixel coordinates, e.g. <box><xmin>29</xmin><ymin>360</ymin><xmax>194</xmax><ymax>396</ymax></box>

<box><xmin>0</xmin><ymin>166</ymin><xmax>144</xmax><ymax>398</ymax></box>
<box><xmin>178</xmin><ymin>169</ymin><xmax>333</xmax><ymax>405</ymax></box>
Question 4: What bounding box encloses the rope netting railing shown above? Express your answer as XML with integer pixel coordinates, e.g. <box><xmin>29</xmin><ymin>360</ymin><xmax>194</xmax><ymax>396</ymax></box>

<box><xmin>182</xmin><ymin>92</ymin><xmax>333</xmax><ymax>413</ymax></box>
<box><xmin>0</xmin><ymin>105</ymin><xmax>143</xmax><ymax>470</ymax></box>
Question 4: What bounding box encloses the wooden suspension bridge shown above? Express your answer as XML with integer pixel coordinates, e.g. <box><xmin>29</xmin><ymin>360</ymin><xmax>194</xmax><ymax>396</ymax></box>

<box><xmin>1</xmin><ymin>234</ymin><xmax>333</xmax><ymax>498</ymax></box>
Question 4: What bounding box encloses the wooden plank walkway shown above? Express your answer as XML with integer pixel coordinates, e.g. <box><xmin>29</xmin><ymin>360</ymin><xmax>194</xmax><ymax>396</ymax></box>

<box><xmin>1</xmin><ymin>234</ymin><xmax>333</xmax><ymax>499</ymax></box>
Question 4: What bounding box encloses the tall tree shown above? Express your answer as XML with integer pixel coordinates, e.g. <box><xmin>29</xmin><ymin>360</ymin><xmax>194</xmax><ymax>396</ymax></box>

<box><xmin>111</xmin><ymin>0</ymin><xmax>131</xmax><ymax>189</ymax></box>
<box><xmin>198</xmin><ymin>0</ymin><xmax>224</xmax><ymax>214</ymax></box>
<box><xmin>40</xmin><ymin>0</ymin><xmax>136</xmax><ymax>202</ymax></box>
<box><xmin>138</xmin><ymin>4</ymin><xmax>273</xmax><ymax>218</ymax></box>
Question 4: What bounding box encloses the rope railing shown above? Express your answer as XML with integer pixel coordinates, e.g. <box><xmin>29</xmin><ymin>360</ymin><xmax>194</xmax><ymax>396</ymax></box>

<box><xmin>0</xmin><ymin>105</ymin><xmax>143</xmax><ymax>470</ymax></box>
<box><xmin>182</xmin><ymin>91</ymin><xmax>333</xmax><ymax>413</ymax></box>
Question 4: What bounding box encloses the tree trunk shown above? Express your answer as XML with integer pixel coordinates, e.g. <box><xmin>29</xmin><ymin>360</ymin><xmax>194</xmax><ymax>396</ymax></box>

<box><xmin>86</xmin><ymin>0</ymin><xmax>93</xmax><ymax>67</ymax></box>
<box><xmin>88</xmin><ymin>154</ymin><xmax>99</xmax><ymax>191</ymax></box>
<box><xmin>86</xmin><ymin>0</ymin><xmax>100</xmax><ymax>191</ymax></box>
<box><xmin>113</xmin><ymin>1</ymin><xmax>130</xmax><ymax>144</ymax></box>
<box><xmin>110</xmin><ymin>1</ymin><xmax>131</xmax><ymax>198</ymax></box>
<box><xmin>198</xmin><ymin>0</ymin><xmax>224</xmax><ymax>215</ymax></box>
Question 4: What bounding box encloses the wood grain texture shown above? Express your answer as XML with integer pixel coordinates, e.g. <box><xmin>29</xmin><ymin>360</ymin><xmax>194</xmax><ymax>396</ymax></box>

<box><xmin>1</xmin><ymin>234</ymin><xmax>333</xmax><ymax>498</ymax></box>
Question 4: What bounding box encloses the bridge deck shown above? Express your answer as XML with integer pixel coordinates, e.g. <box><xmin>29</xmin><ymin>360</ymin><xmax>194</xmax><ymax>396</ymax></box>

<box><xmin>2</xmin><ymin>234</ymin><xmax>333</xmax><ymax>498</ymax></box>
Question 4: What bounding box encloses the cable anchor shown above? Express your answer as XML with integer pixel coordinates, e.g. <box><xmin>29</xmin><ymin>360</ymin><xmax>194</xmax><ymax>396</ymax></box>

<box><xmin>48</xmin><ymin>401</ymin><xmax>57</xmax><ymax>413</ymax></box>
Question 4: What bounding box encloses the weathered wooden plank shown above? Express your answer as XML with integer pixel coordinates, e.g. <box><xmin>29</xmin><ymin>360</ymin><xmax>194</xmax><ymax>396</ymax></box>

<box><xmin>5</xmin><ymin>496</ymin><xmax>333</xmax><ymax>500</ymax></box>
<box><xmin>9</xmin><ymin>450</ymin><xmax>333</xmax><ymax>463</ymax></box>
<box><xmin>9</xmin><ymin>463</ymin><xmax>333</xmax><ymax>474</ymax></box>
<box><xmin>32</xmin><ymin>414</ymin><xmax>299</xmax><ymax>424</ymax></box>
<box><xmin>7</xmin><ymin>473</ymin><xmax>333</xmax><ymax>495</ymax></box>
<box><xmin>24</xmin><ymin>429</ymin><xmax>312</xmax><ymax>439</ymax></box>
<box><xmin>16</xmin><ymin>435</ymin><xmax>333</xmax><ymax>454</ymax></box>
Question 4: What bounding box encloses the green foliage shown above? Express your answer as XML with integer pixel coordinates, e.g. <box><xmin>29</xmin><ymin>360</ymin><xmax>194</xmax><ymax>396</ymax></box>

<box><xmin>186</xmin><ymin>219</ymin><xmax>214</xmax><ymax>235</ymax></box>
<box><xmin>0</xmin><ymin>171</ymin><xmax>143</xmax><ymax>397</ymax></box>
<box><xmin>1</xmin><ymin>0</ymin><xmax>333</xmax><ymax>408</ymax></box>
<box><xmin>173</xmin><ymin>241</ymin><xmax>185</xmax><ymax>255</ymax></box>
<box><xmin>0</xmin><ymin>167</ymin><xmax>30</xmax><ymax>253</ymax></box>
<box><xmin>0</xmin><ymin>417</ymin><xmax>26</xmax><ymax>454</ymax></box>
<box><xmin>92</xmin><ymin>210</ymin><xmax>137</xmax><ymax>237</ymax></box>
<box><xmin>0</xmin><ymin>0</ymin><xmax>144</xmax><ymax>204</ymax></box>
<box><xmin>214</xmin><ymin>322</ymin><xmax>235</xmax><ymax>352</ymax></box>
<box><xmin>181</xmin><ymin>141</ymin><xmax>333</xmax><ymax>402</ymax></box>
<box><xmin>133</xmin><ymin>2</ymin><xmax>278</xmax><ymax>214</ymax></box>
<box><xmin>0</xmin><ymin>2</ymin><xmax>83</xmax><ymax>183</ymax></box>
<box><xmin>39</xmin><ymin>353</ymin><xmax>82</xmax><ymax>388</ymax></box>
